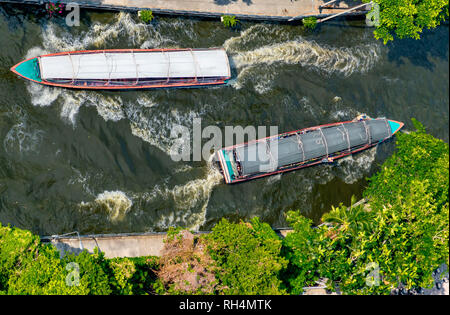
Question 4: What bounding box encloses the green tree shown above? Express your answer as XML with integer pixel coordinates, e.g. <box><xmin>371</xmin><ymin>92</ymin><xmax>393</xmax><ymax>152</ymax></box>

<box><xmin>0</xmin><ymin>224</ymin><xmax>40</xmax><ymax>293</ymax></box>
<box><xmin>322</xmin><ymin>196</ymin><xmax>374</xmax><ymax>237</ymax></box>
<box><xmin>281</xmin><ymin>212</ymin><xmax>327</xmax><ymax>294</ymax></box>
<box><xmin>105</xmin><ymin>256</ymin><xmax>159</xmax><ymax>295</ymax></box>
<box><xmin>368</xmin><ymin>0</ymin><xmax>449</xmax><ymax>44</ymax></box>
<box><xmin>206</xmin><ymin>217</ymin><xmax>287</xmax><ymax>294</ymax></box>
<box><xmin>0</xmin><ymin>224</ymin><xmax>162</xmax><ymax>295</ymax></box>
<box><xmin>7</xmin><ymin>245</ymin><xmax>90</xmax><ymax>295</ymax></box>
<box><xmin>364</xmin><ymin>118</ymin><xmax>449</xmax><ymax>212</ymax></box>
<box><xmin>63</xmin><ymin>249</ymin><xmax>112</xmax><ymax>295</ymax></box>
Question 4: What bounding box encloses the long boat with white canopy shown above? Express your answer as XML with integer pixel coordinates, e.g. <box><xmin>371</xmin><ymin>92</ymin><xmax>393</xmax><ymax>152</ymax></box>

<box><xmin>214</xmin><ymin>115</ymin><xmax>404</xmax><ymax>184</ymax></box>
<box><xmin>10</xmin><ymin>48</ymin><xmax>231</xmax><ymax>90</ymax></box>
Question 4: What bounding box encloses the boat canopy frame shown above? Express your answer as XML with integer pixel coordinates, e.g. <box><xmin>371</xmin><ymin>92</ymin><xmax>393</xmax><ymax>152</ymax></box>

<box><xmin>232</xmin><ymin>119</ymin><xmax>393</xmax><ymax>179</ymax></box>
<box><xmin>38</xmin><ymin>49</ymin><xmax>230</xmax><ymax>88</ymax></box>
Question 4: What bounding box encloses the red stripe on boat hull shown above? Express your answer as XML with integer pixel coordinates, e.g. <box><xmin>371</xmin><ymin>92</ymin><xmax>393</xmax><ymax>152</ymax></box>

<box><xmin>10</xmin><ymin>48</ymin><xmax>231</xmax><ymax>90</ymax></box>
<box><xmin>219</xmin><ymin>118</ymin><xmax>403</xmax><ymax>184</ymax></box>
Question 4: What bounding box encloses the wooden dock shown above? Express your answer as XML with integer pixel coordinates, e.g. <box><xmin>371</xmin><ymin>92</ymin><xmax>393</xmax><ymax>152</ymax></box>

<box><xmin>0</xmin><ymin>0</ymin><xmax>370</xmax><ymax>22</ymax></box>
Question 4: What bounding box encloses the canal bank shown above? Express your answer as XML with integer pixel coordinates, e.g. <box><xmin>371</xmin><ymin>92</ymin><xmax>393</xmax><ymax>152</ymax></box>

<box><xmin>39</xmin><ymin>227</ymin><xmax>449</xmax><ymax>296</ymax></box>
<box><xmin>0</xmin><ymin>0</ymin><xmax>371</xmax><ymax>21</ymax></box>
<box><xmin>40</xmin><ymin>228</ymin><xmax>294</xmax><ymax>258</ymax></box>
<box><xmin>41</xmin><ymin>200</ymin><xmax>369</xmax><ymax>259</ymax></box>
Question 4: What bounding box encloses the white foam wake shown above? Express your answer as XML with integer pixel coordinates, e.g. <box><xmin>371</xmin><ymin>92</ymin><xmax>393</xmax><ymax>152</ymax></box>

<box><xmin>224</xmin><ymin>25</ymin><xmax>381</xmax><ymax>92</ymax></box>
<box><xmin>3</xmin><ymin>109</ymin><xmax>44</xmax><ymax>156</ymax></box>
<box><xmin>230</xmin><ymin>39</ymin><xmax>380</xmax><ymax>76</ymax></box>
<box><xmin>137</xmin><ymin>155</ymin><xmax>222</xmax><ymax>231</ymax></box>
<box><xmin>80</xmin><ymin>190</ymin><xmax>133</xmax><ymax>222</ymax></box>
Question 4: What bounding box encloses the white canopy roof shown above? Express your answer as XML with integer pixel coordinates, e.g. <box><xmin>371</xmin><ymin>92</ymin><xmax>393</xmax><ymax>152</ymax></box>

<box><xmin>39</xmin><ymin>49</ymin><xmax>230</xmax><ymax>80</ymax></box>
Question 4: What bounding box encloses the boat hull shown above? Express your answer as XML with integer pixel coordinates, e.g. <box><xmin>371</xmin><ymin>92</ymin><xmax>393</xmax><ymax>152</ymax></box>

<box><xmin>215</xmin><ymin>117</ymin><xmax>404</xmax><ymax>184</ymax></box>
<box><xmin>11</xmin><ymin>48</ymin><xmax>231</xmax><ymax>90</ymax></box>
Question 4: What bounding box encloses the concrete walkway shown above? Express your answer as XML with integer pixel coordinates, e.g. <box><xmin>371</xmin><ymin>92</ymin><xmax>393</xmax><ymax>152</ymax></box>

<box><xmin>101</xmin><ymin>0</ymin><xmax>360</xmax><ymax>18</ymax></box>
<box><xmin>41</xmin><ymin>229</ymin><xmax>293</xmax><ymax>258</ymax></box>
<box><xmin>0</xmin><ymin>0</ymin><xmax>369</xmax><ymax>21</ymax></box>
<box><xmin>42</xmin><ymin>233</ymin><xmax>167</xmax><ymax>258</ymax></box>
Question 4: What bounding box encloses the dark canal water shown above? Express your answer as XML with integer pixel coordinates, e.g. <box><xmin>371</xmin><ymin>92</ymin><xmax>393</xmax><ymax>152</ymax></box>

<box><xmin>0</xmin><ymin>5</ymin><xmax>448</xmax><ymax>235</ymax></box>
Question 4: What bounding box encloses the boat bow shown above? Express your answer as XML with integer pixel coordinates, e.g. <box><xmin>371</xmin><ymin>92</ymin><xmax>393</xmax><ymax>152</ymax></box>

<box><xmin>10</xmin><ymin>57</ymin><xmax>42</xmax><ymax>83</ymax></box>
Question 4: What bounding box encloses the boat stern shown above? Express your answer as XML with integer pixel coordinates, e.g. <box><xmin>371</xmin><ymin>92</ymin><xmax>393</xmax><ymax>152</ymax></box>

<box><xmin>388</xmin><ymin>119</ymin><xmax>404</xmax><ymax>135</ymax></box>
<box><xmin>11</xmin><ymin>57</ymin><xmax>42</xmax><ymax>83</ymax></box>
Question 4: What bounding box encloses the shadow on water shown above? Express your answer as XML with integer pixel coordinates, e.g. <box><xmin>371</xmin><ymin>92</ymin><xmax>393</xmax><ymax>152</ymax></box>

<box><xmin>386</xmin><ymin>25</ymin><xmax>449</xmax><ymax>70</ymax></box>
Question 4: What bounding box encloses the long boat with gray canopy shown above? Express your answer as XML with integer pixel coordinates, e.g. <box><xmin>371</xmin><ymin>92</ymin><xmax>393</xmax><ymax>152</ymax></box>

<box><xmin>11</xmin><ymin>48</ymin><xmax>231</xmax><ymax>90</ymax></box>
<box><xmin>214</xmin><ymin>115</ymin><xmax>404</xmax><ymax>184</ymax></box>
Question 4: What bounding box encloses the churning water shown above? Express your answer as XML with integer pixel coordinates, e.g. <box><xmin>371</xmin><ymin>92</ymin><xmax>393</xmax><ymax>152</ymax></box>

<box><xmin>0</xmin><ymin>6</ymin><xmax>448</xmax><ymax>234</ymax></box>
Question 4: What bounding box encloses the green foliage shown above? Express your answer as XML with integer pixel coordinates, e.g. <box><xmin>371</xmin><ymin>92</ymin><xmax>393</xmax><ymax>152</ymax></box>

<box><xmin>364</xmin><ymin>118</ymin><xmax>449</xmax><ymax>213</ymax></box>
<box><xmin>0</xmin><ymin>223</ymin><xmax>160</xmax><ymax>295</ymax></box>
<box><xmin>63</xmin><ymin>249</ymin><xmax>112</xmax><ymax>295</ymax></box>
<box><xmin>354</xmin><ymin>118</ymin><xmax>449</xmax><ymax>293</ymax></box>
<box><xmin>281</xmin><ymin>213</ymin><xmax>326</xmax><ymax>294</ymax></box>
<box><xmin>369</xmin><ymin>0</ymin><xmax>449</xmax><ymax>44</ymax></box>
<box><xmin>322</xmin><ymin>196</ymin><xmax>374</xmax><ymax>236</ymax></box>
<box><xmin>283</xmin><ymin>120</ymin><xmax>449</xmax><ymax>294</ymax></box>
<box><xmin>165</xmin><ymin>226</ymin><xmax>184</xmax><ymax>242</ymax></box>
<box><xmin>302</xmin><ymin>17</ymin><xmax>317</xmax><ymax>30</ymax></box>
<box><xmin>107</xmin><ymin>256</ymin><xmax>159</xmax><ymax>295</ymax></box>
<box><xmin>206</xmin><ymin>217</ymin><xmax>288</xmax><ymax>294</ymax></box>
<box><xmin>0</xmin><ymin>223</ymin><xmax>40</xmax><ymax>293</ymax></box>
<box><xmin>139</xmin><ymin>10</ymin><xmax>154</xmax><ymax>23</ymax></box>
<box><xmin>7</xmin><ymin>244</ymin><xmax>89</xmax><ymax>295</ymax></box>
<box><xmin>221</xmin><ymin>15</ymin><xmax>239</xmax><ymax>28</ymax></box>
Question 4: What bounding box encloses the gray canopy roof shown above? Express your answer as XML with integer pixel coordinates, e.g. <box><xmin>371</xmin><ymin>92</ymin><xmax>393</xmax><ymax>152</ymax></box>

<box><xmin>235</xmin><ymin>119</ymin><xmax>391</xmax><ymax>176</ymax></box>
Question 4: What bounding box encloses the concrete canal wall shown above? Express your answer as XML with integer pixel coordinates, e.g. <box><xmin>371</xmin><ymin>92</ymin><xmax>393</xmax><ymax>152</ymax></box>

<box><xmin>40</xmin><ymin>229</ymin><xmax>294</xmax><ymax>258</ymax></box>
<box><xmin>0</xmin><ymin>0</ymin><xmax>371</xmax><ymax>21</ymax></box>
<box><xmin>41</xmin><ymin>232</ymin><xmax>169</xmax><ymax>258</ymax></box>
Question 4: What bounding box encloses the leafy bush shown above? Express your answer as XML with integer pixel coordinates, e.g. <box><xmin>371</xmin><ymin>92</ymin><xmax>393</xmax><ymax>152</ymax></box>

<box><xmin>6</xmin><ymin>244</ymin><xmax>112</xmax><ymax>295</ymax></box>
<box><xmin>281</xmin><ymin>212</ymin><xmax>326</xmax><ymax>294</ymax></box>
<box><xmin>107</xmin><ymin>256</ymin><xmax>159</xmax><ymax>295</ymax></box>
<box><xmin>365</xmin><ymin>118</ymin><xmax>449</xmax><ymax>212</ymax></box>
<box><xmin>139</xmin><ymin>10</ymin><xmax>154</xmax><ymax>23</ymax></box>
<box><xmin>0</xmin><ymin>224</ymin><xmax>40</xmax><ymax>293</ymax></box>
<box><xmin>7</xmin><ymin>244</ymin><xmax>88</xmax><ymax>295</ymax></box>
<box><xmin>63</xmin><ymin>249</ymin><xmax>112</xmax><ymax>295</ymax></box>
<box><xmin>302</xmin><ymin>17</ymin><xmax>317</xmax><ymax>30</ymax></box>
<box><xmin>206</xmin><ymin>217</ymin><xmax>288</xmax><ymax>295</ymax></box>
<box><xmin>221</xmin><ymin>15</ymin><xmax>239</xmax><ymax>28</ymax></box>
